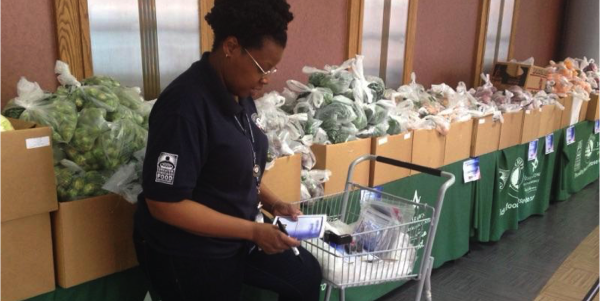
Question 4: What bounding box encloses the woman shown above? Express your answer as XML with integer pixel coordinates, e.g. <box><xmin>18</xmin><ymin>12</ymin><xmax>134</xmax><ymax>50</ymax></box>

<box><xmin>133</xmin><ymin>0</ymin><xmax>322</xmax><ymax>300</ymax></box>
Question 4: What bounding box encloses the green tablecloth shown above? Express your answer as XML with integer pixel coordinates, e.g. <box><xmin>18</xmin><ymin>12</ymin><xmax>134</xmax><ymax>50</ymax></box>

<box><xmin>552</xmin><ymin>121</ymin><xmax>600</xmax><ymax>201</ymax></box>
<box><xmin>470</xmin><ymin>151</ymin><xmax>498</xmax><ymax>242</ymax></box>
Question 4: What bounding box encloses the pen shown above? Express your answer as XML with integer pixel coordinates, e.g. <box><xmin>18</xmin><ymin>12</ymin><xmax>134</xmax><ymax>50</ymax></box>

<box><xmin>275</xmin><ymin>219</ymin><xmax>303</xmax><ymax>262</ymax></box>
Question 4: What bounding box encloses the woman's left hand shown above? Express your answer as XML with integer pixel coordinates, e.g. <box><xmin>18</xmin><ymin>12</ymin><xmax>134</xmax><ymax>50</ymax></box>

<box><xmin>272</xmin><ymin>201</ymin><xmax>302</xmax><ymax>221</ymax></box>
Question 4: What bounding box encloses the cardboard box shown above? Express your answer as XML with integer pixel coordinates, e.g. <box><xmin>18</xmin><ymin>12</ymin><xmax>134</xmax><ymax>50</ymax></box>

<box><xmin>539</xmin><ymin>104</ymin><xmax>557</xmax><ymax>137</ymax></box>
<box><xmin>579</xmin><ymin>99</ymin><xmax>589</xmax><ymax>122</ymax></box>
<box><xmin>498</xmin><ymin>111</ymin><xmax>525</xmax><ymax>150</ymax></box>
<box><xmin>470</xmin><ymin>116</ymin><xmax>501</xmax><ymax>157</ymax></box>
<box><xmin>412</xmin><ymin>128</ymin><xmax>445</xmax><ymax>175</ymax></box>
<box><xmin>491</xmin><ymin>62</ymin><xmax>549</xmax><ymax>92</ymax></box>
<box><xmin>311</xmin><ymin>138</ymin><xmax>372</xmax><ymax>195</ymax></box>
<box><xmin>444</xmin><ymin>120</ymin><xmax>474</xmax><ymax>165</ymax></box>
<box><xmin>586</xmin><ymin>93</ymin><xmax>599</xmax><ymax>121</ymax></box>
<box><xmin>521</xmin><ymin>108</ymin><xmax>543</xmax><ymax>143</ymax></box>
<box><xmin>1</xmin><ymin>119</ymin><xmax>58</xmax><ymax>222</ymax></box>
<box><xmin>261</xmin><ymin>154</ymin><xmax>301</xmax><ymax>202</ymax></box>
<box><xmin>52</xmin><ymin>194</ymin><xmax>138</xmax><ymax>288</ymax></box>
<box><xmin>2</xmin><ymin>213</ymin><xmax>55</xmax><ymax>301</ymax></box>
<box><xmin>370</xmin><ymin>132</ymin><xmax>413</xmax><ymax>186</ymax></box>
<box><xmin>559</xmin><ymin>95</ymin><xmax>574</xmax><ymax>128</ymax></box>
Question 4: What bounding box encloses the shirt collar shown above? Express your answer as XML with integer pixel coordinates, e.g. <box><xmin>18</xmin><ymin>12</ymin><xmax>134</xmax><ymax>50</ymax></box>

<box><xmin>197</xmin><ymin>52</ymin><xmax>244</xmax><ymax>116</ymax></box>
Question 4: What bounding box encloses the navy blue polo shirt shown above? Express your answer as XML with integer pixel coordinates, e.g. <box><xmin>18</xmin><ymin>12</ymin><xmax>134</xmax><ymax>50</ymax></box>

<box><xmin>135</xmin><ymin>52</ymin><xmax>268</xmax><ymax>258</ymax></box>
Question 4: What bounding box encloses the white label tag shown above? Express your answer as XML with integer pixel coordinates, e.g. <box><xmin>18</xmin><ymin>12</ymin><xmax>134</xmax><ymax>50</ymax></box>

<box><xmin>25</xmin><ymin>136</ymin><xmax>50</xmax><ymax>149</ymax></box>
<box><xmin>545</xmin><ymin>134</ymin><xmax>554</xmax><ymax>155</ymax></box>
<box><xmin>479</xmin><ymin>119</ymin><xmax>485</xmax><ymax>124</ymax></box>
<box><xmin>528</xmin><ymin>140</ymin><xmax>538</xmax><ymax>161</ymax></box>
<box><xmin>566</xmin><ymin>126</ymin><xmax>575</xmax><ymax>145</ymax></box>
<box><xmin>404</xmin><ymin>133</ymin><xmax>411</xmax><ymax>140</ymax></box>
<box><xmin>463</xmin><ymin>158</ymin><xmax>481</xmax><ymax>183</ymax></box>
<box><xmin>595</xmin><ymin>120</ymin><xmax>599</xmax><ymax>134</ymax></box>
<box><xmin>378</xmin><ymin>137</ymin><xmax>388</xmax><ymax>145</ymax></box>
<box><xmin>526</xmin><ymin>110</ymin><xmax>531</xmax><ymax>115</ymax></box>
<box><xmin>155</xmin><ymin>152</ymin><xmax>179</xmax><ymax>185</ymax></box>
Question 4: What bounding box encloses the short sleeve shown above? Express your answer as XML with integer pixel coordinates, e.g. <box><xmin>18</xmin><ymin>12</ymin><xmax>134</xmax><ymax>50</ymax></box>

<box><xmin>142</xmin><ymin>113</ymin><xmax>206</xmax><ymax>202</ymax></box>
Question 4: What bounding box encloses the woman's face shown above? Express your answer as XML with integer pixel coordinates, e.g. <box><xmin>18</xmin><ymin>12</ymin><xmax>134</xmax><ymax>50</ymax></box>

<box><xmin>222</xmin><ymin>38</ymin><xmax>284</xmax><ymax>99</ymax></box>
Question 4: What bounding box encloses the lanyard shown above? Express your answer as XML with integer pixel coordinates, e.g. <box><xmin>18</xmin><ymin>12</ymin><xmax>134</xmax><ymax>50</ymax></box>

<box><xmin>233</xmin><ymin>113</ymin><xmax>261</xmax><ymax>194</ymax></box>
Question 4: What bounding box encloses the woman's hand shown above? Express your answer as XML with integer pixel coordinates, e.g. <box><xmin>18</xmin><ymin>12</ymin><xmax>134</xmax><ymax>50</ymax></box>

<box><xmin>252</xmin><ymin>223</ymin><xmax>300</xmax><ymax>254</ymax></box>
<box><xmin>272</xmin><ymin>201</ymin><xmax>302</xmax><ymax>221</ymax></box>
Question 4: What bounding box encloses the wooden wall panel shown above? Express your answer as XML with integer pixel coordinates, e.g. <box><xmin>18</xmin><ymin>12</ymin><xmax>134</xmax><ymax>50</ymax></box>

<box><xmin>512</xmin><ymin>0</ymin><xmax>566</xmax><ymax>66</ymax></box>
<box><xmin>55</xmin><ymin>0</ymin><xmax>85</xmax><ymax>80</ymax></box>
<box><xmin>1</xmin><ymin>0</ymin><xmax>59</xmax><ymax>108</ymax></box>
<box><xmin>266</xmin><ymin>0</ymin><xmax>349</xmax><ymax>94</ymax></box>
<box><xmin>347</xmin><ymin>0</ymin><xmax>364</xmax><ymax>59</ymax></box>
<box><xmin>199</xmin><ymin>0</ymin><xmax>215</xmax><ymax>53</ymax></box>
<box><xmin>412</xmin><ymin>0</ymin><xmax>480</xmax><ymax>89</ymax></box>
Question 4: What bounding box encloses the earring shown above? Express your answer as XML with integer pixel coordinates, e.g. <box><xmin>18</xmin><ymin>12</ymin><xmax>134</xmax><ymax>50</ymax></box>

<box><xmin>225</xmin><ymin>54</ymin><xmax>230</xmax><ymax>58</ymax></box>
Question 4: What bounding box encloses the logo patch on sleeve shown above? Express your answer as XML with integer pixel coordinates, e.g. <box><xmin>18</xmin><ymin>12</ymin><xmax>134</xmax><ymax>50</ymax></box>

<box><xmin>156</xmin><ymin>152</ymin><xmax>178</xmax><ymax>185</ymax></box>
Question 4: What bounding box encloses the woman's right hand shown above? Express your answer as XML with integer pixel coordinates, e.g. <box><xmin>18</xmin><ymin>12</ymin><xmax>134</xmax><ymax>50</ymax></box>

<box><xmin>252</xmin><ymin>223</ymin><xmax>300</xmax><ymax>254</ymax></box>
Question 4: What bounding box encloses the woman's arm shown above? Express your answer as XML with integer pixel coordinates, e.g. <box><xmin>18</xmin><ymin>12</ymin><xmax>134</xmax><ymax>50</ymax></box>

<box><xmin>146</xmin><ymin>198</ymin><xmax>299</xmax><ymax>254</ymax></box>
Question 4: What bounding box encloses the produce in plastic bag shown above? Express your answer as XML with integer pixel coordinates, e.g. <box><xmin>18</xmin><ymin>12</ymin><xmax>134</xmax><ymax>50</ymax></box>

<box><xmin>304</xmin><ymin>58</ymin><xmax>355</xmax><ymax>94</ymax></box>
<box><xmin>79</xmin><ymin>85</ymin><xmax>120</xmax><ymax>112</ymax></box>
<box><xmin>82</xmin><ymin>75</ymin><xmax>122</xmax><ymax>89</ymax></box>
<box><xmin>70</xmin><ymin>108</ymin><xmax>111</xmax><ymax>152</ymax></box>
<box><xmin>96</xmin><ymin>119</ymin><xmax>148</xmax><ymax>170</ymax></box>
<box><xmin>54</xmin><ymin>159</ymin><xmax>109</xmax><ymax>202</ymax></box>
<box><xmin>286</xmin><ymin>80</ymin><xmax>334</xmax><ymax>110</ymax></box>
<box><xmin>107</xmin><ymin>104</ymin><xmax>145</xmax><ymax>125</ymax></box>
<box><xmin>2</xmin><ymin>77</ymin><xmax>78</xmax><ymax>143</ymax></box>
<box><xmin>102</xmin><ymin>148</ymin><xmax>145</xmax><ymax>204</ymax></box>
<box><xmin>0</xmin><ymin>115</ymin><xmax>14</xmax><ymax>131</ymax></box>
<box><xmin>300</xmin><ymin>169</ymin><xmax>332</xmax><ymax>200</ymax></box>
<box><xmin>113</xmin><ymin>86</ymin><xmax>144</xmax><ymax>110</ymax></box>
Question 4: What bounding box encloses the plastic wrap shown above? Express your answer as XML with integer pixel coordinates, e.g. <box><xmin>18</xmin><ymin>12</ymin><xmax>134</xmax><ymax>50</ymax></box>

<box><xmin>286</xmin><ymin>80</ymin><xmax>334</xmax><ymax>110</ymax></box>
<box><xmin>300</xmin><ymin>169</ymin><xmax>332</xmax><ymax>200</ymax></box>
<box><xmin>350</xmin><ymin>55</ymin><xmax>374</xmax><ymax>104</ymax></box>
<box><xmin>2</xmin><ymin>77</ymin><xmax>78</xmax><ymax>143</ymax></box>
<box><xmin>304</xmin><ymin>58</ymin><xmax>355</xmax><ymax>94</ymax></box>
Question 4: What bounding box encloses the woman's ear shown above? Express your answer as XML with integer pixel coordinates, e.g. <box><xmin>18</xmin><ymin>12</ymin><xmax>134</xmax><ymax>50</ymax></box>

<box><xmin>222</xmin><ymin>36</ymin><xmax>240</xmax><ymax>58</ymax></box>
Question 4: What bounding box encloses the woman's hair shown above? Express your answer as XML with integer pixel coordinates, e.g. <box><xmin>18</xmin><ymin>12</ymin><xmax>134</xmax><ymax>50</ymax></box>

<box><xmin>205</xmin><ymin>0</ymin><xmax>294</xmax><ymax>51</ymax></box>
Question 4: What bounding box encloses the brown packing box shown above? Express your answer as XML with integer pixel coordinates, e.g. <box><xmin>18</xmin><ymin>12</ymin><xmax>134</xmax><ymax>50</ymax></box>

<box><xmin>559</xmin><ymin>95</ymin><xmax>574</xmax><ymax>128</ymax></box>
<box><xmin>1</xmin><ymin>118</ymin><xmax>58</xmax><ymax>222</ymax></box>
<box><xmin>521</xmin><ymin>108</ymin><xmax>543</xmax><ymax>144</ymax></box>
<box><xmin>586</xmin><ymin>93</ymin><xmax>599</xmax><ymax>121</ymax></box>
<box><xmin>52</xmin><ymin>194</ymin><xmax>138</xmax><ymax>288</ymax></box>
<box><xmin>498</xmin><ymin>111</ymin><xmax>525</xmax><ymax>150</ymax></box>
<box><xmin>444</xmin><ymin>120</ymin><xmax>473</xmax><ymax>165</ymax></box>
<box><xmin>370</xmin><ymin>132</ymin><xmax>413</xmax><ymax>187</ymax></box>
<box><xmin>311</xmin><ymin>138</ymin><xmax>371</xmax><ymax>195</ymax></box>
<box><xmin>261</xmin><ymin>154</ymin><xmax>301</xmax><ymax>202</ymax></box>
<box><xmin>2</xmin><ymin>213</ymin><xmax>56</xmax><ymax>301</ymax></box>
<box><xmin>579</xmin><ymin>99</ymin><xmax>589</xmax><ymax>122</ymax></box>
<box><xmin>470</xmin><ymin>116</ymin><xmax>501</xmax><ymax>157</ymax></box>
<box><xmin>411</xmin><ymin>128</ymin><xmax>445</xmax><ymax>175</ymax></box>
<box><xmin>539</xmin><ymin>104</ymin><xmax>557</xmax><ymax>137</ymax></box>
<box><xmin>491</xmin><ymin>62</ymin><xmax>549</xmax><ymax>92</ymax></box>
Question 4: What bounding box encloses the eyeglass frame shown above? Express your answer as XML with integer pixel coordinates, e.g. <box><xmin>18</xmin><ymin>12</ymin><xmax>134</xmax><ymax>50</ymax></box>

<box><xmin>244</xmin><ymin>48</ymin><xmax>278</xmax><ymax>77</ymax></box>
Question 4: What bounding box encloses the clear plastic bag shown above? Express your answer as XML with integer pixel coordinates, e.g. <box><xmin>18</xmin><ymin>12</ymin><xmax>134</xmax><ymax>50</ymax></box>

<box><xmin>102</xmin><ymin>148</ymin><xmax>145</xmax><ymax>204</ymax></box>
<box><xmin>286</xmin><ymin>80</ymin><xmax>334</xmax><ymax>110</ymax></box>
<box><xmin>113</xmin><ymin>86</ymin><xmax>144</xmax><ymax>111</ymax></box>
<box><xmin>70</xmin><ymin>108</ymin><xmax>111</xmax><ymax>152</ymax></box>
<box><xmin>96</xmin><ymin>119</ymin><xmax>148</xmax><ymax>170</ymax></box>
<box><xmin>55</xmin><ymin>159</ymin><xmax>109</xmax><ymax>202</ymax></box>
<box><xmin>304</xmin><ymin>58</ymin><xmax>355</xmax><ymax>94</ymax></box>
<box><xmin>351</xmin><ymin>55</ymin><xmax>374</xmax><ymax>104</ymax></box>
<box><xmin>2</xmin><ymin>77</ymin><xmax>78</xmax><ymax>143</ymax></box>
<box><xmin>300</xmin><ymin>169</ymin><xmax>332</xmax><ymax>200</ymax></box>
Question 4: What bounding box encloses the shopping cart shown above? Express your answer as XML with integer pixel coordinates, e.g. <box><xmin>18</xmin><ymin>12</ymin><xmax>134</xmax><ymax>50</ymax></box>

<box><xmin>297</xmin><ymin>155</ymin><xmax>455</xmax><ymax>301</ymax></box>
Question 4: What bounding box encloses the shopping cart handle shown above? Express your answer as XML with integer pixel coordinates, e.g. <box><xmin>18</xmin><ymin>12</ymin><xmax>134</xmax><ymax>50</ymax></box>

<box><xmin>375</xmin><ymin>156</ymin><xmax>442</xmax><ymax>177</ymax></box>
<box><xmin>323</xmin><ymin>231</ymin><xmax>352</xmax><ymax>245</ymax></box>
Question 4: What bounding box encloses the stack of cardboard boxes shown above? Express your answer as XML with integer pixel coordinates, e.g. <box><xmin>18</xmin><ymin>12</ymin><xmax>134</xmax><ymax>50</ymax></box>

<box><xmin>1</xmin><ymin>120</ymin><xmax>57</xmax><ymax>301</ymax></box>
